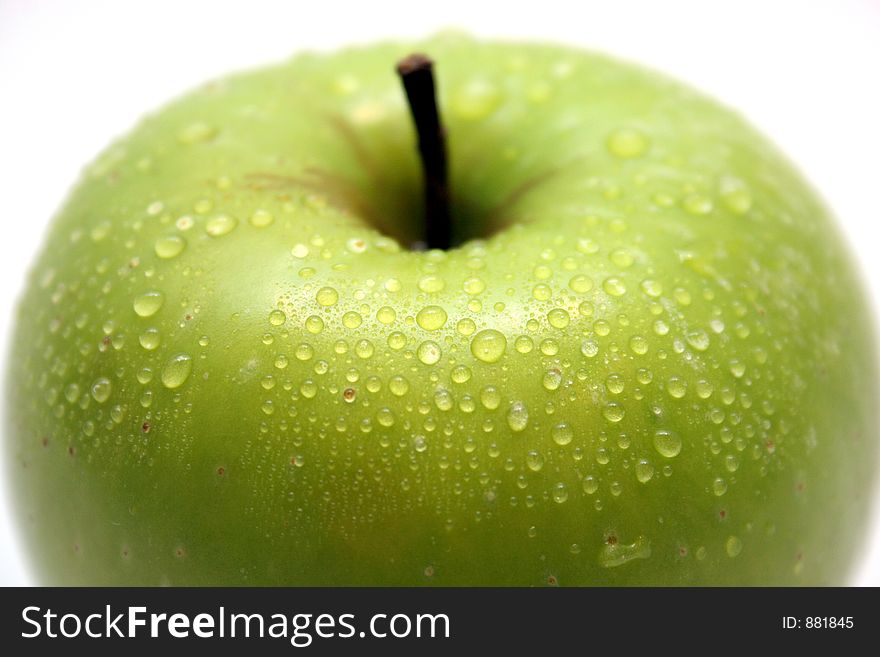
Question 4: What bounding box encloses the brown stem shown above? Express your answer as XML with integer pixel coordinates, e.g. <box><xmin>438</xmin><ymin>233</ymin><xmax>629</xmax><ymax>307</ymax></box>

<box><xmin>396</xmin><ymin>53</ymin><xmax>451</xmax><ymax>250</ymax></box>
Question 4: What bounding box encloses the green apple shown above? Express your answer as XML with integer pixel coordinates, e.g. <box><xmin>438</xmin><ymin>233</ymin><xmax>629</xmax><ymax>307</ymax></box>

<box><xmin>6</xmin><ymin>33</ymin><xmax>878</xmax><ymax>586</ymax></box>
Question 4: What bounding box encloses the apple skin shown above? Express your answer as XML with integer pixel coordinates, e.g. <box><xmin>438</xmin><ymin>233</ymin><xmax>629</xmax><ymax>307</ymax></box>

<box><xmin>5</xmin><ymin>34</ymin><xmax>878</xmax><ymax>585</ymax></box>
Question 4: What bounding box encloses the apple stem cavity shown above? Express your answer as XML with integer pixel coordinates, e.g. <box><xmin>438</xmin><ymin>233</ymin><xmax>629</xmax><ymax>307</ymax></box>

<box><xmin>396</xmin><ymin>53</ymin><xmax>451</xmax><ymax>251</ymax></box>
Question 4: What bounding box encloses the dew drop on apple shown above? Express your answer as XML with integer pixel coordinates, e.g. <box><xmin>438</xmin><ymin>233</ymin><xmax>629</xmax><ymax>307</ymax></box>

<box><xmin>640</xmin><ymin>279</ymin><xmax>663</xmax><ymax>298</ymax></box>
<box><xmin>582</xmin><ymin>475</ymin><xmax>599</xmax><ymax>494</ymax></box>
<box><xmin>526</xmin><ymin>450</ymin><xmax>543</xmax><ymax>471</ymax></box>
<box><xmin>552</xmin><ymin>422</ymin><xmax>573</xmax><ymax>446</ymax></box>
<box><xmin>628</xmin><ymin>335</ymin><xmax>648</xmax><ymax>356</ymax></box>
<box><xmin>635</xmin><ymin>459</ymin><xmax>654</xmax><ymax>483</ymax></box>
<box><xmin>463</xmin><ymin>277</ymin><xmax>485</xmax><ymax>295</ymax></box>
<box><xmin>456</xmin><ymin>318</ymin><xmax>476</xmax><ymax>336</ymax></box>
<box><xmin>729</xmin><ymin>359</ymin><xmax>746</xmax><ymax>378</ymax></box>
<box><xmin>451</xmin><ymin>365</ymin><xmax>471</xmax><ymax>384</ymax></box>
<box><xmin>682</xmin><ymin>194</ymin><xmax>714</xmax><ymax>216</ymax></box>
<box><xmin>177</xmin><ymin>122</ymin><xmax>217</xmax><ymax>144</ymax></box>
<box><xmin>160</xmin><ymin>353</ymin><xmax>193</xmax><ymax>389</ymax></box>
<box><xmin>305</xmin><ymin>315</ymin><xmax>324</xmax><ymax>334</ymax></box>
<box><xmin>666</xmin><ymin>377</ymin><xmax>687</xmax><ymax>399</ymax></box>
<box><xmin>267</xmin><ymin>309</ymin><xmax>286</xmax><ymax>327</ymax></box>
<box><xmin>725</xmin><ymin>535</ymin><xmax>743</xmax><ymax>558</ymax></box>
<box><xmin>387</xmin><ymin>332</ymin><xmax>406</xmax><ymax>350</ymax></box>
<box><xmin>480</xmin><ymin>386</ymin><xmax>501</xmax><ymax>410</ymax></box>
<box><xmin>542</xmin><ymin>368</ymin><xmax>562</xmax><ymax>391</ymax></box>
<box><xmin>599</xmin><ymin>535</ymin><xmax>651</xmax><ymax>568</ymax></box>
<box><xmin>506</xmin><ymin>401</ymin><xmax>529</xmax><ymax>432</ymax></box>
<box><xmin>605</xmin><ymin>373</ymin><xmax>625</xmax><ymax>394</ymax></box>
<box><xmin>299</xmin><ymin>380</ymin><xmax>317</xmax><ymax>398</ymax></box>
<box><xmin>713</xmin><ymin>477</ymin><xmax>728</xmax><ymax>496</ymax></box>
<box><xmin>376</xmin><ymin>306</ymin><xmax>396</xmax><ymax>325</ymax></box>
<box><xmin>602</xmin><ymin>403</ymin><xmax>625</xmax><ymax>423</ymax></box>
<box><xmin>389</xmin><ymin>375</ymin><xmax>409</xmax><ymax>397</ymax></box>
<box><xmin>547</xmin><ymin>308</ymin><xmax>570</xmax><ymax>328</ymax></box>
<box><xmin>653</xmin><ymin>429</ymin><xmax>682</xmax><ymax>458</ymax></box>
<box><xmin>417</xmin><ymin>341</ymin><xmax>442</xmax><ymax>365</ymax></box>
<box><xmin>606</xmin><ymin>127</ymin><xmax>649</xmax><ymax>158</ymax></box>
<box><xmin>416</xmin><ymin>305</ymin><xmax>447</xmax><ymax>331</ymax></box>
<box><xmin>610</xmin><ymin>249</ymin><xmax>634</xmax><ymax>268</ymax></box>
<box><xmin>90</xmin><ymin>377</ymin><xmax>112</xmax><ymax>403</ymax></box>
<box><xmin>138</xmin><ymin>328</ymin><xmax>161</xmax><ymax>351</ymax></box>
<box><xmin>532</xmin><ymin>284</ymin><xmax>551</xmax><ymax>301</ymax></box>
<box><xmin>569</xmin><ymin>274</ymin><xmax>593</xmax><ymax>293</ymax></box>
<box><xmin>249</xmin><ymin>209</ymin><xmax>274</xmax><ymax>227</ymax></box>
<box><xmin>316</xmin><ymin>287</ymin><xmax>339</xmax><ymax>307</ymax></box>
<box><xmin>154</xmin><ymin>235</ymin><xmax>186</xmax><ymax>259</ymax></box>
<box><xmin>205</xmin><ymin>214</ymin><xmax>237</xmax><ymax>237</ymax></box>
<box><xmin>602</xmin><ymin>277</ymin><xmax>626</xmax><ymax>297</ymax></box>
<box><xmin>417</xmin><ymin>275</ymin><xmax>445</xmax><ymax>293</ymax></box>
<box><xmin>342</xmin><ymin>311</ymin><xmax>362</xmax><ymax>329</ymax></box>
<box><xmin>133</xmin><ymin>291</ymin><xmax>165</xmax><ymax>317</ymax></box>
<box><xmin>686</xmin><ymin>329</ymin><xmax>710</xmax><ymax>351</ymax></box>
<box><xmin>515</xmin><ymin>336</ymin><xmax>534</xmax><ymax>354</ymax></box>
<box><xmin>470</xmin><ymin>329</ymin><xmax>506</xmax><ymax>363</ymax></box>
<box><xmin>452</xmin><ymin>79</ymin><xmax>502</xmax><ymax>121</ymax></box>
<box><xmin>581</xmin><ymin>339</ymin><xmax>599</xmax><ymax>358</ymax></box>
<box><xmin>64</xmin><ymin>383</ymin><xmax>80</xmax><ymax>403</ymax></box>
<box><xmin>719</xmin><ymin>175</ymin><xmax>753</xmax><ymax>215</ymax></box>
<box><xmin>552</xmin><ymin>483</ymin><xmax>569</xmax><ymax>503</ymax></box>
<box><xmin>137</xmin><ymin>367</ymin><xmax>153</xmax><ymax>384</ymax></box>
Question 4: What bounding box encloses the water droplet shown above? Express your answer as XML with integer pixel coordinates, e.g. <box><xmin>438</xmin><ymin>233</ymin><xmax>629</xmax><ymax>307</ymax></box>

<box><xmin>610</xmin><ymin>249</ymin><xmax>634</xmax><ymax>268</ymax></box>
<box><xmin>603</xmin><ymin>403</ymin><xmax>625</xmax><ymax>423</ymax></box>
<box><xmin>305</xmin><ymin>315</ymin><xmax>324</xmax><ymax>334</ymax></box>
<box><xmin>607</xmin><ymin>127</ymin><xmax>649</xmax><ymax>158</ymax></box>
<box><xmin>416</xmin><ymin>305</ymin><xmax>447</xmax><ymax>331</ymax></box>
<box><xmin>389</xmin><ymin>376</ymin><xmax>410</xmax><ymax>396</ymax></box>
<box><xmin>582</xmin><ymin>475</ymin><xmax>599</xmax><ymax>495</ymax></box>
<box><xmin>470</xmin><ymin>329</ymin><xmax>507</xmax><ymax>363</ymax></box>
<box><xmin>713</xmin><ymin>477</ymin><xmax>728</xmax><ymax>496</ymax></box>
<box><xmin>342</xmin><ymin>311</ymin><xmax>362</xmax><ymax>329</ymax></box>
<box><xmin>543</xmin><ymin>368</ymin><xmax>562</xmax><ymax>391</ymax></box>
<box><xmin>133</xmin><ymin>291</ymin><xmax>164</xmax><ymax>317</ymax></box>
<box><xmin>154</xmin><ymin>235</ymin><xmax>186</xmax><ymax>259</ymax></box>
<box><xmin>686</xmin><ymin>329</ymin><xmax>710</xmax><ymax>351</ymax></box>
<box><xmin>547</xmin><ymin>308</ymin><xmax>570</xmax><ymax>328</ymax></box>
<box><xmin>602</xmin><ymin>277</ymin><xmax>626</xmax><ymax>297</ymax></box>
<box><xmin>451</xmin><ymin>365</ymin><xmax>472</xmax><ymax>383</ymax></box>
<box><xmin>629</xmin><ymin>335</ymin><xmax>648</xmax><ymax>355</ymax></box>
<box><xmin>552</xmin><ymin>422</ymin><xmax>573</xmax><ymax>446</ymax></box>
<box><xmin>719</xmin><ymin>176</ymin><xmax>752</xmax><ymax>215</ymax></box>
<box><xmin>481</xmin><ymin>386</ymin><xmax>501</xmax><ymax>410</ymax></box>
<box><xmin>418</xmin><ymin>275</ymin><xmax>445</xmax><ymax>293</ymax></box>
<box><xmin>635</xmin><ymin>459</ymin><xmax>654</xmax><ymax>483</ymax></box>
<box><xmin>269</xmin><ymin>309</ymin><xmax>286</xmax><ymax>326</ymax></box>
<box><xmin>666</xmin><ymin>377</ymin><xmax>687</xmax><ymax>399</ymax></box>
<box><xmin>506</xmin><ymin>401</ymin><xmax>529</xmax><ymax>432</ymax></box>
<box><xmin>161</xmin><ymin>353</ymin><xmax>193</xmax><ymax>389</ymax></box>
<box><xmin>417</xmin><ymin>340</ymin><xmax>442</xmax><ymax>365</ymax></box>
<box><xmin>249</xmin><ymin>209</ymin><xmax>274</xmax><ymax>227</ymax></box>
<box><xmin>463</xmin><ymin>277</ymin><xmax>486</xmax><ymax>295</ymax></box>
<box><xmin>90</xmin><ymin>377</ymin><xmax>112</xmax><ymax>403</ymax></box>
<box><xmin>552</xmin><ymin>483</ymin><xmax>569</xmax><ymax>503</ymax></box>
<box><xmin>452</xmin><ymin>79</ymin><xmax>502</xmax><ymax>120</ymax></box>
<box><xmin>138</xmin><ymin>328</ymin><xmax>161</xmax><ymax>350</ymax></box>
<box><xmin>640</xmin><ymin>279</ymin><xmax>663</xmax><ymax>297</ymax></box>
<box><xmin>579</xmin><ymin>338</ymin><xmax>599</xmax><ymax>360</ymax></box>
<box><xmin>605</xmin><ymin>373</ymin><xmax>625</xmax><ymax>394</ymax></box>
<box><xmin>376</xmin><ymin>306</ymin><xmax>396</xmax><ymax>325</ymax></box>
<box><xmin>515</xmin><ymin>335</ymin><xmax>534</xmax><ymax>353</ymax></box>
<box><xmin>316</xmin><ymin>287</ymin><xmax>339</xmax><ymax>306</ymax></box>
<box><xmin>526</xmin><ymin>450</ymin><xmax>544</xmax><ymax>471</ymax></box>
<box><xmin>206</xmin><ymin>214</ymin><xmax>237</xmax><ymax>237</ymax></box>
<box><xmin>653</xmin><ymin>429</ymin><xmax>682</xmax><ymax>458</ymax></box>
<box><xmin>569</xmin><ymin>275</ymin><xmax>593</xmax><ymax>293</ymax></box>
<box><xmin>413</xmin><ymin>435</ymin><xmax>427</xmax><ymax>453</ymax></box>
<box><xmin>683</xmin><ymin>194</ymin><xmax>713</xmax><ymax>216</ymax></box>
<box><xmin>729</xmin><ymin>359</ymin><xmax>746</xmax><ymax>378</ymax></box>
<box><xmin>177</xmin><ymin>122</ymin><xmax>217</xmax><ymax>144</ymax></box>
<box><xmin>725</xmin><ymin>535</ymin><xmax>743</xmax><ymax>558</ymax></box>
<box><xmin>599</xmin><ymin>535</ymin><xmax>651</xmax><ymax>568</ymax></box>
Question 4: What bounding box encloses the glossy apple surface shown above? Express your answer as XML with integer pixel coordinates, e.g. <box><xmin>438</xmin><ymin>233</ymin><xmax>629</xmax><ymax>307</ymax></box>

<box><xmin>6</xmin><ymin>35</ymin><xmax>878</xmax><ymax>585</ymax></box>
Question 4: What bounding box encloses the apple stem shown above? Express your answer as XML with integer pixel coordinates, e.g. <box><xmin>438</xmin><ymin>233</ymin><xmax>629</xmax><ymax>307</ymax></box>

<box><xmin>396</xmin><ymin>54</ymin><xmax>451</xmax><ymax>250</ymax></box>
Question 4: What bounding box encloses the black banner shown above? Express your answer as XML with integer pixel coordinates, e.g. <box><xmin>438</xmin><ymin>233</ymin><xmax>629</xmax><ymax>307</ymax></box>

<box><xmin>0</xmin><ymin>587</ymin><xmax>874</xmax><ymax>653</ymax></box>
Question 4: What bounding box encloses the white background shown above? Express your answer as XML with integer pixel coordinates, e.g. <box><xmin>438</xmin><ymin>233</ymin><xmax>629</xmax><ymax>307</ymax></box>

<box><xmin>0</xmin><ymin>0</ymin><xmax>878</xmax><ymax>586</ymax></box>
